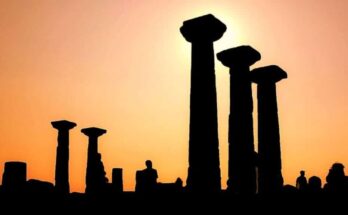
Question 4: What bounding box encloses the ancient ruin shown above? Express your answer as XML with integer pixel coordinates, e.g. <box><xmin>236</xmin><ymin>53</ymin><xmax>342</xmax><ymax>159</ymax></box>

<box><xmin>217</xmin><ymin>46</ymin><xmax>260</xmax><ymax>194</ymax></box>
<box><xmin>250</xmin><ymin>65</ymin><xmax>287</xmax><ymax>193</ymax></box>
<box><xmin>51</xmin><ymin>120</ymin><xmax>76</xmax><ymax>194</ymax></box>
<box><xmin>180</xmin><ymin>14</ymin><xmax>226</xmax><ymax>192</ymax></box>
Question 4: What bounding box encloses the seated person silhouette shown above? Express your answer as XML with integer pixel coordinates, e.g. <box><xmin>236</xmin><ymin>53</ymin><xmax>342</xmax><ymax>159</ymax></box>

<box><xmin>140</xmin><ymin>160</ymin><xmax>158</xmax><ymax>193</ymax></box>
<box><xmin>307</xmin><ymin>176</ymin><xmax>322</xmax><ymax>193</ymax></box>
<box><xmin>175</xmin><ymin>177</ymin><xmax>183</xmax><ymax>188</ymax></box>
<box><xmin>296</xmin><ymin>170</ymin><xmax>307</xmax><ymax>191</ymax></box>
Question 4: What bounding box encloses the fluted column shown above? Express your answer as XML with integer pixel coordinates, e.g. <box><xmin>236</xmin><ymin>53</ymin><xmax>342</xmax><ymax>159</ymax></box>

<box><xmin>250</xmin><ymin>65</ymin><xmax>287</xmax><ymax>193</ymax></box>
<box><xmin>51</xmin><ymin>120</ymin><xmax>76</xmax><ymax>194</ymax></box>
<box><xmin>180</xmin><ymin>14</ymin><xmax>226</xmax><ymax>192</ymax></box>
<box><xmin>81</xmin><ymin>127</ymin><xmax>107</xmax><ymax>194</ymax></box>
<box><xmin>217</xmin><ymin>46</ymin><xmax>260</xmax><ymax>194</ymax></box>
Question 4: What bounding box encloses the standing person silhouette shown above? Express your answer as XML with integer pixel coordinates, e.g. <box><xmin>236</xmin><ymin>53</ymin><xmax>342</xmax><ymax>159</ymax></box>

<box><xmin>296</xmin><ymin>170</ymin><xmax>307</xmax><ymax>191</ymax></box>
<box><xmin>142</xmin><ymin>160</ymin><xmax>158</xmax><ymax>192</ymax></box>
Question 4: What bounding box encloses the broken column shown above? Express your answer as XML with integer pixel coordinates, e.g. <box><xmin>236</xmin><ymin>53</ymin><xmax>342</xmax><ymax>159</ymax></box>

<box><xmin>180</xmin><ymin>14</ymin><xmax>226</xmax><ymax>192</ymax></box>
<box><xmin>112</xmin><ymin>168</ymin><xmax>123</xmax><ymax>193</ymax></box>
<box><xmin>51</xmin><ymin>120</ymin><xmax>76</xmax><ymax>194</ymax></box>
<box><xmin>2</xmin><ymin>161</ymin><xmax>27</xmax><ymax>192</ymax></box>
<box><xmin>250</xmin><ymin>65</ymin><xmax>287</xmax><ymax>193</ymax></box>
<box><xmin>217</xmin><ymin>46</ymin><xmax>260</xmax><ymax>194</ymax></box>
<box><xmin>81</xmin><ymin>127</ymin><xmax>108</xmax><ymax>194</ymax></box>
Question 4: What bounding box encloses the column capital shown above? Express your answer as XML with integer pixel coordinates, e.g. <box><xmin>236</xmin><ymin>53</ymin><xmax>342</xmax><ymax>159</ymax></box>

<box><xmin>217</xmin><ymin>45</ymin><xmax>261</xmax><ymax>68</ymax></box>
<box><xmin>250</xmin><ymin>65</ymin><xmax>287</xmax><ymax>84</ymax></box>
<box><xmin>51</xmin><ymin>120</ymin><xmax>77</xmax><ymax>130</ymax></box>
<box><xmin>81</xmin><ymin>127</ymin><xmax>107</xmax><ymax>138</ymax></box>
<box><xmin>180</xmin><ymin>14</ymin><xmax>226</xmax><ymax>43</ymax></box>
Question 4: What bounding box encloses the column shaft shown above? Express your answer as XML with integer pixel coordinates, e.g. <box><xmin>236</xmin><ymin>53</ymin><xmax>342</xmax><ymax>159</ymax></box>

<box><xmin>55</xmin><ymin>129</ymin><xmax>70</xmax><ymax>194</ymax></box>
<box><xmin>86</xmin><ymin>136</ymin><xmax>98</xmax><ymax>193</ymax></box>
<box><xmin>187</xmin><ymin>42</ymin><xmax>221</xmax><ymax>192</ymax></box>
<box><xmin>257</xmin><ymin>84</ymin><xmax>283</xmax><ymax>193</ymax></box>
<box><xmin>228</xmin><ymin>66</ymin><xmax>256</xmax><ymax>194</ymax></box>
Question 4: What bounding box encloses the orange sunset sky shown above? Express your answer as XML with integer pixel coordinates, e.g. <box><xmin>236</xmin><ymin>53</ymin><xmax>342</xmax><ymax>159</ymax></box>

<box><xmin>1</xmin><ymin>0</ymin><xmax>348</xmax><ymax>192</ymax></box>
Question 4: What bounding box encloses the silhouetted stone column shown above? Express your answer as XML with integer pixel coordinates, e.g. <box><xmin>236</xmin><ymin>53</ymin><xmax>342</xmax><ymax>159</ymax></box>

<box><xmin>180</xmin><ymin>14</ymin><xmax>226</xmax><ymax>192</ymax></box>
<box><xmin>81</xmin><ymin>127</ymin><xmax>107</xmax><ymax>194</ymax></box>
<box><xmin>112</xmin><ymin>168</ymin><xmax>123</xmax><ymax>193</ymax></box>
<box><xmin>250</xmin><ymin>65</ymin><xmax>287</xmax><ymax>193</ymax></box>
<box><xmin>2</xmin><ymin>161</ymin><xmax>27</xmax><ymax>192</ymax></box>
<box><xmin>51</xmin><ymin>120</ymin><xmax>76</xmax><ymax>194</ymax></box>
<box><xmin>217</xmin><ymin>46</ymin><xmax>260</xmax><ymax>194</ymax></box>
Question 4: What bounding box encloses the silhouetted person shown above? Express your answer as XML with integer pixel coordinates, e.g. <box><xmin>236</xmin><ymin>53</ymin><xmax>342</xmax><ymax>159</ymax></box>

<box><xmin>217</xmin><ymin>46</ymin><xmax>260</xmax><ymax>194</ymax></box>
<box><xmin>51</xmin><ymin>120</ymin><xmax>76</xmax><ymax>195</ymax></box>
<box><xmin>324</xmin><ymin>163</ymin><xmax>348</xmax><ymax>193</ymax></box>
<box><xmin>250</xmin><ymin>65</ymin><xmax>287</xmax><ymax>193</ymax></box>
<box><xmin>174</xmin><ymin>177</ymin><xmax>184</xmax><ymax>192</ymax></box>
<box><xmin>307</xmin><ymin>176</ymin><xmax>322</xmax><ymax>193</ymax></box>
<box><xmin>142</xmin><ymin>160</ymin><xmax>158</xmax><ymax>192</ymax></box>
<box><xmin>180</xmin><ymin>14</ymin><xmax>226</xmax><ymax>192</ymax></box>
<box><xmin>296</xmin><ymin>170</ymin><xmax>307</xmax><ymax>191</ymax></box>
<box><xmin>175</xmin><ymin>177</ymin><xmax>183</xmax><ymax>191</ymax></box>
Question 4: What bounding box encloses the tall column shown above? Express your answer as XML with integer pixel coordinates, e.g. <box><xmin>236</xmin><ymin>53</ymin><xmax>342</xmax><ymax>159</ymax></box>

<box><xmin>51</xmin><ymin>120</ymin><xmax>76</xmax><ymax>194</ymax></box>
<box><xmin>180</xmin><ymin>14</ymin><xmax>226</xmax><ymax>192</ymax></box>
<box><xmin>81</xmin><ymin>127</ymin><xmax>107</xmax><ymax>194</ymax></box>
<box><xmin>250</xmin><ymin>65</ymin><xmax>287</xmax><ymax>193</ymax></box>
<box><xmin>217</xmin><ymin>46</ymin><xmax>260</xmax><ymax>194</ymax></box>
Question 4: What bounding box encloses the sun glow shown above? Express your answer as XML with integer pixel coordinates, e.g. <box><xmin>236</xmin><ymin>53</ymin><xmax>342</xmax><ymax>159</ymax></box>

<box><xmin>1</xmin><ymin>0</ymin><xmax>348</xmax><ymax>192</ymax></box>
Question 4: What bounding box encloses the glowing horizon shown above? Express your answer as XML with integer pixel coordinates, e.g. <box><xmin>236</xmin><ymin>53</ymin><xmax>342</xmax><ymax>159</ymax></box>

<box><xmin>1</xmin><ymin>0</ymin><xmax>348</xmax><ymax>192</ymax></box>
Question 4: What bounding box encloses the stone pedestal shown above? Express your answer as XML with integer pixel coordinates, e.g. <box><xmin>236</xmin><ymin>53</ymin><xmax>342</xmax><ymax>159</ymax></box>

<box><xmin>2</xmin><ymin>161</ymin><xmax>27</xmax><ymax>192</ymax></box>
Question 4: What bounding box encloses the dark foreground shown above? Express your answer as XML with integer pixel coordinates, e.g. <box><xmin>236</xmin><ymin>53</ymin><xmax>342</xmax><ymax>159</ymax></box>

<box><xmin>1</xmin><ymin>192</ymin><xmax>347</xmax><ymax>213</ymax></box>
